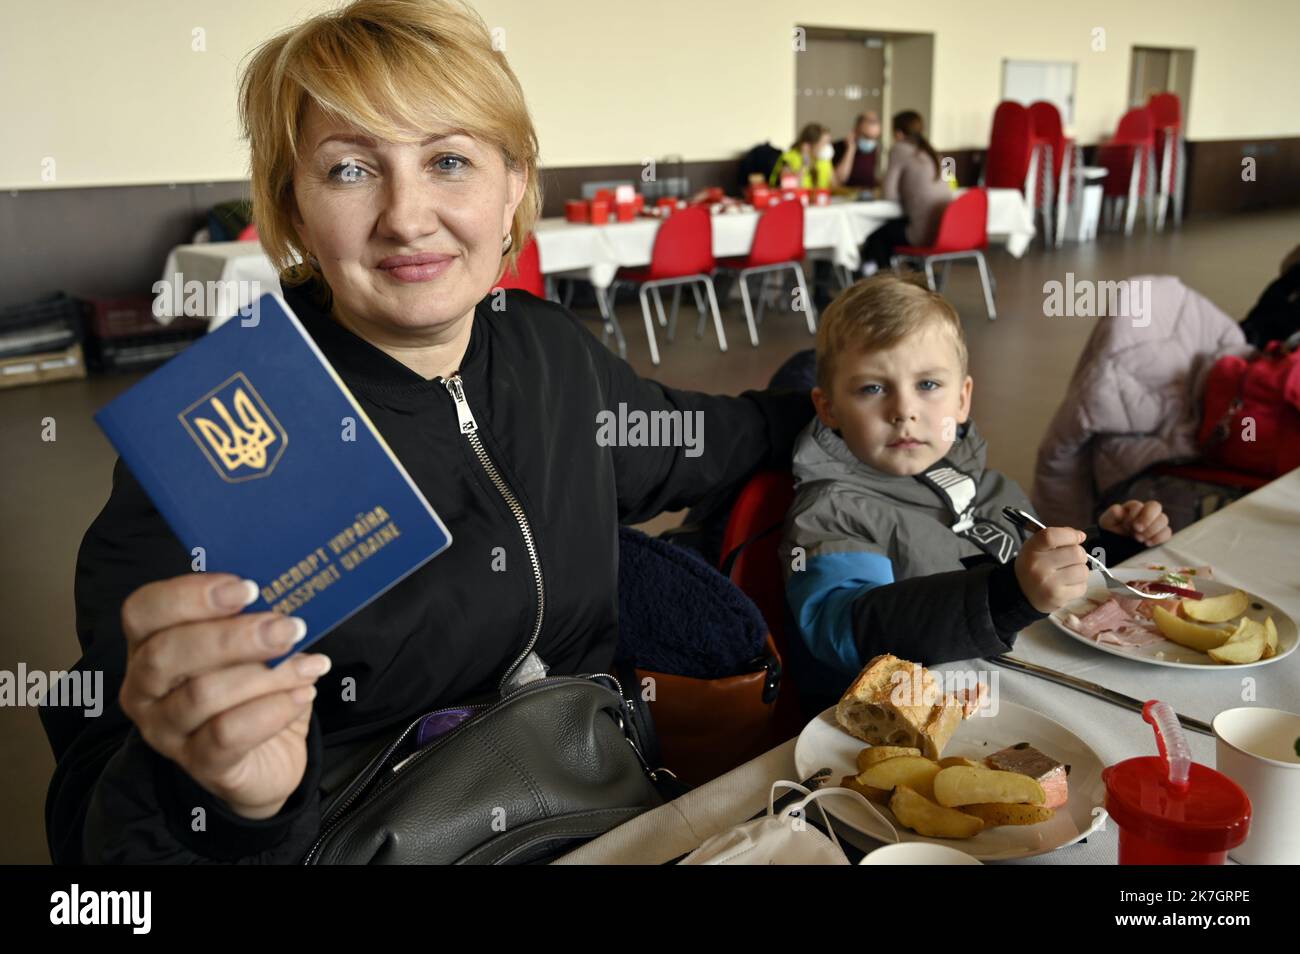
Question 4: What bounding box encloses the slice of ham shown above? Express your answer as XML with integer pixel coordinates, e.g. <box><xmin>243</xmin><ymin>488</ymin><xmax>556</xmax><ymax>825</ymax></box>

<box><xmin>1096</xmin><ymin>624</ymin><xmax>1164</xmax><ymax>648</ymax></box>
<box><xmin>1065</xmin><ymin>597</ymin><xmax>1168</xmax><ymax>648</ymax></box>
<box><xmin>1069</xmin><ymin>598</ymin><xmax>1134</xmax><ymax>639</ymax></box>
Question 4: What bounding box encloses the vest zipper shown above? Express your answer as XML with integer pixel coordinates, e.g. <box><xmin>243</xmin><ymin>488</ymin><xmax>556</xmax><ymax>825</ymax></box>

<box><xmin>442</xmin><ymin>373</ymin><xmax>546</xmax><ymax>693</ymax></box>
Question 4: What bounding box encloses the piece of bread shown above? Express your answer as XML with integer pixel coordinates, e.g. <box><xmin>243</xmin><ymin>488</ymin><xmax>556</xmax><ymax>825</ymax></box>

<box><xmin>835</xmin><ymin>654</ymin><xmax>963</xmax><ymax>759</ymax></box>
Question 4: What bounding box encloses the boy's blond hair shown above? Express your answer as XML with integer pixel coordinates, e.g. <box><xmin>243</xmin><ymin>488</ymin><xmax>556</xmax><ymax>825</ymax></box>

<box><xmin>815</xmin><ymin>273</ymin><xmax>968</xmax><ymax>391</ymax></box>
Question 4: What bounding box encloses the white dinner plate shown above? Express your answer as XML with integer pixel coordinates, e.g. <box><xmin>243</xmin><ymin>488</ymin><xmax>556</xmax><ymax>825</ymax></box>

<box><xmin>794</xmin><ymin>701</ymin><xmax>1107</xmax><ymax>862</ymax></box>
<box><xmin>1048</xmin><ymin>568</ymin><xmax>1298</xmax><ymax>669</ymax></box>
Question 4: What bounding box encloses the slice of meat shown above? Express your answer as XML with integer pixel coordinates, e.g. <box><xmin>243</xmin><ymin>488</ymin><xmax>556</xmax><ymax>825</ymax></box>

<box><xmin>1069</xmin><ymin>598</ymin><xmax>1133</xmax><ymax>639</ymax></box>
<box><xmin>1096</xmin><ymin>623</ymin><xmax>1164</xmax><ymax>648</ymax></box>
<box><xmin>985</xmin><ymin>742</ymin><xmax>1070</xmax><ymax>810</ymax></box>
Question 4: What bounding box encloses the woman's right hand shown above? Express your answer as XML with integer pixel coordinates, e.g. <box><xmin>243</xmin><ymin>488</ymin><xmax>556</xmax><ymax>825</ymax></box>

<box><xmin>118</xmin><ymin>572</ymin><xmax>332</xmax><ymax>820</ymax></box>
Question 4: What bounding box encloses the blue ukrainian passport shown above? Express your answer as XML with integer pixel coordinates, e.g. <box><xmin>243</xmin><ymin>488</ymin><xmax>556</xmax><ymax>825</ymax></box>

<box><xmin>94</xmin><ymin>292</ymin><xmax>452</xmax><ymax>663</ymax></box>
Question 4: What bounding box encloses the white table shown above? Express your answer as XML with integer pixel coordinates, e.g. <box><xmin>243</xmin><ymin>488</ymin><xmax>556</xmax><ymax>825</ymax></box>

<box><xmin>156</xmin><ymin>241</ymin><xmax>286</xmax><ymax>329</ymax></box>
<box><xmin>153</xmin><ymin>190</ymin><xmax>1034</xmax><ymax>337</ymax></box>
<box><xmin>534</xmin><ymin>190</ymin><xmax>1035</xmax><ymax>291</ymax></box>
<box><xmin>556</xmin><ymin>468</ymin><xmax>1300</xmax><ymax>865</ymax></box>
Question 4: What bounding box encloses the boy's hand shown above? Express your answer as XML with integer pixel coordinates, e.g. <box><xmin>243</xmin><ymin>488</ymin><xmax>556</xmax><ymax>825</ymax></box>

<box><xmin>1099</xmin><ymin>499</ymin><xmax>1172</xmax><ymax>547</ymax></box>
<box><xmin>1014</xmin><ymin>527</ymin><xmax>1091</xmax><ymax>614</ymax></box>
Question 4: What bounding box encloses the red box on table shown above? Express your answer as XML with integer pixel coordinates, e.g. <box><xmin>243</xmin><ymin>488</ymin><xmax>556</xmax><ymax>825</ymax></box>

<box><xmin>565</xmin><ymin>199</ymin><xmax>589</xmax><ymax>223</ymax></box>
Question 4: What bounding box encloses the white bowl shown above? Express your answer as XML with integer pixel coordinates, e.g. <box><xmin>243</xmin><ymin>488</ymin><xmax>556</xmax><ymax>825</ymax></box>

<box><xmin>860</xmin><ymin>842</ymin><xmax>982</xmax><ymax>865</ymax></box>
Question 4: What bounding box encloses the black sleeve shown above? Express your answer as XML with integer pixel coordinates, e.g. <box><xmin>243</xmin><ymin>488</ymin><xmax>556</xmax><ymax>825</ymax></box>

<box><xmin>1084</xmin><ymin>524</ymin><xmax>1147</xmax><ymax>567</ymax></box>
<box><xmin>576</xmin><ymin>327</ymin><xmax>814</xmax><ymax>525</ymax></box>
<box><xmin>849</xmin><ymin>563</ymin><xmax>1033</xmax><ymax>666</ymax></box>
<box><xmin>40</xmin><ymin>456</ymin><xmax>323</xmax><ymax>864</ymax></box>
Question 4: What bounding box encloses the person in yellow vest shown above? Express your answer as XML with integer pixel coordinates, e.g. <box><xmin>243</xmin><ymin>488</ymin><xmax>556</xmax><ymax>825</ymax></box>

<box><xmin>770</xmin><ymin>123</ymin><xmax>836</xmax><ymax>190</ymax></box>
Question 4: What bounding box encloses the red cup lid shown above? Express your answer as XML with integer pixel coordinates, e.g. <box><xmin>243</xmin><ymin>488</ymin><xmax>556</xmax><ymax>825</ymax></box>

<box><xmin>1103</xmin><ymin>757</ymin><xmax>1251</xmax><ymax>852</ymax></box>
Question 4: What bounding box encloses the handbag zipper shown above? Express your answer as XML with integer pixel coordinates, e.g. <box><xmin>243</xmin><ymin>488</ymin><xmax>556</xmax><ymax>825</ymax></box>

<box><xmin>442</xmin><ymin>373</ymin><xmax>546</xmax><ymax>692</ymax></box>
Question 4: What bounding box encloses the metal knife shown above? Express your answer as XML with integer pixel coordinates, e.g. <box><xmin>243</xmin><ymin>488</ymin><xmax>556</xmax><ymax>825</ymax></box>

<box><xmin>986</xmin><ymin>654</ymin><xmax>1215</xmax><ymax>736</ymax></box>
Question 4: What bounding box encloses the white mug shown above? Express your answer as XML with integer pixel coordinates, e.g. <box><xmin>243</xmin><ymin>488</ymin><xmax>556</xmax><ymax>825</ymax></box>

<box><xmin>1213</xmin><ymin>707</ymin><xmax>1300</xmax><ymax>864</ymax></box>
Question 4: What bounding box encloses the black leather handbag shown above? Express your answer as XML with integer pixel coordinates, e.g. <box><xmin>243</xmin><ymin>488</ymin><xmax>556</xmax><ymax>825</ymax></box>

<box><xmin>302</xmin><ymin>673</ymin><xmax>665</xmax><ymax>865</ymax></box>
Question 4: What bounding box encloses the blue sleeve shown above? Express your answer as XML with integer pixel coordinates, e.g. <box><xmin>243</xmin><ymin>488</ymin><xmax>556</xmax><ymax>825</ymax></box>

<box><xmin>786</xmin><ymin>551</ymin><xmax>895</xmax><ymax>681</ymax></box>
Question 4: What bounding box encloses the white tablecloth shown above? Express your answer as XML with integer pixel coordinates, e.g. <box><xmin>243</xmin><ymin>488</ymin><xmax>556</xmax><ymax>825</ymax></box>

<box><xmin>556</xmin><ymin>468</ymin><xmax>1300</xmax><ymax>865</ymax></box>
<box><xmin>535</xmin><ymin>190</ymin><xmax>1035</xmax><ymax>290</ymax></box>
<box><xmin>154</xmin><ymin>190</ymin><xmax>1034</xmax><ymax>324</ymax></box>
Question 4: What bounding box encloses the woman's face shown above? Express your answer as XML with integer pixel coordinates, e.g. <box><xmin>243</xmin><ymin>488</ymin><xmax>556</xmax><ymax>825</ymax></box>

<box><xmin>291</xmin><ymin>100</ymin><xmax>526</xmax><ymax>338</ymax></box>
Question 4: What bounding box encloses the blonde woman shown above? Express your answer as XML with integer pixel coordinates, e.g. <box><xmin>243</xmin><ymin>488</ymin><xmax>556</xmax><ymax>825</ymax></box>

<box><xmin>43</xmin><ymin>0</ymin><xmax>812</xmax><ymax>864</ymax></box>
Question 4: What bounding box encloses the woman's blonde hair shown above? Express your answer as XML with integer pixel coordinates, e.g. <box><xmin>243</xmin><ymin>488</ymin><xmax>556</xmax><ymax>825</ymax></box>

<box><xmin>238</xmin><ymin>0</ymin><xmax>541</xmax><ymax>288</ymax></box>
<box><xmin>815</xmin><ymin>273</ymin><xmax>968</xmax><ymax>391</ymax></box>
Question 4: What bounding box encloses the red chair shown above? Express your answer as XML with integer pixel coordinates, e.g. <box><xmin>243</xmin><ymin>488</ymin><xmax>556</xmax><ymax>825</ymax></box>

<box><xmin>1097</xmin><ymin>106</ymin><xmax>1158</xmax><ymax>236</ymax></box>
<box><xmin>983</xmin><ymin>102</ymin><xmax>1034</xmax><ymax>191</ymax></box>
<box><xmin>1028</xmin><ymin>101</ymin><xmax>1076</xmax><ymax>248</ymax></box>
<box><xmin>493</xmin><ymin>234</ymin><xmax>545</xmax><ymax>297</ymax></box>
<box><xmin>609</xmin><ymin>205</ymin><xmax>725</xmax><ymax>366</ymax></box>
<box><xmin>714</xmin><ymin>199</ymin><xmax>816</xmax><ymax>346</ymax></box>
<box><xmin>1148</xmin><ymin>92</ymin><xmax>1185</xmax><ymax>228</ymax></box>
<box><xmin>983</xmin><ymin>101</ymin><xmax>1051</xmax><ymax>248</ymax></box>
<box><xmin>718</xmin><ymin>469</ymin><xmax>804</xmax><ymax>743</ymax></box>
<box><xmin>890</xmin><ymin>188</ymin><xmax>996</xmax><ymax>320</ymax></box>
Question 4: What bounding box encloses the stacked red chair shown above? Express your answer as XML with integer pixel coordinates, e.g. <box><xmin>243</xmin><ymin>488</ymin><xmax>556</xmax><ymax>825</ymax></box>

<box><xmin>1028</xmin><ymin>101</ymin><xmax>1076</xmax><ymax>248</ymax></box>
<box><xmin>1148</xmin><ymin>92</ymin><xmax>1185</xmax><ymax>229</ymax></box>
<box><xmin>1097</xmin><ymin>106</ymin><xmax>1158</xmax><ymax>236</ymax></box>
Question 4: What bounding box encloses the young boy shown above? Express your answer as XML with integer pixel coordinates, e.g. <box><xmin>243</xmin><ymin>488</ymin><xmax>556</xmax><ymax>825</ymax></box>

<box><xmin>781</xmin><ymin>274</ymin><xmax>1171</xmax><ymax>701</ymax></box>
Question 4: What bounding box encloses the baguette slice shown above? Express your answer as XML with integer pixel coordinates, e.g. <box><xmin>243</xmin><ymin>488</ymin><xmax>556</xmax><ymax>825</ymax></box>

<box><xmin>834</xmin><ymin>654</ymin><xmax>963</xmax><ymax>759</ymax></box>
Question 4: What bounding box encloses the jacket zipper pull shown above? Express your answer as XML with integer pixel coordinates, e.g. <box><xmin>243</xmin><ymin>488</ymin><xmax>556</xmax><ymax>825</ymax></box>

<box><xmin>444</xmin><ymin>374</ymin><xmax>478</xmax><ymax>434</ymax></box>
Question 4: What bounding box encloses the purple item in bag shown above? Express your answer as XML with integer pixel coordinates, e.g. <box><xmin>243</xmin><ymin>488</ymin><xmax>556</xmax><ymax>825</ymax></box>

<box><xmin>415</xmin><ymin>707</ymin><xmax>478</xmax><ymax>747</ymax></box>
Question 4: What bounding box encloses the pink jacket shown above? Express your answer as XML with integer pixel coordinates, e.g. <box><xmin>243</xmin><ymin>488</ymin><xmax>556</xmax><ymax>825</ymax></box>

<box><xmin>1031</xmin><ymin>275</ymin><xmax>1247</xmax><ymax>528</ymax></box>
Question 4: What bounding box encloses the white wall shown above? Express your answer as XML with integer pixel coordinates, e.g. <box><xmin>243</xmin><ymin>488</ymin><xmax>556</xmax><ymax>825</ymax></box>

<box><xmin>3</xmin><ymin>0</ymin><xmax>1297</xmax><ymax>189</ymax></box>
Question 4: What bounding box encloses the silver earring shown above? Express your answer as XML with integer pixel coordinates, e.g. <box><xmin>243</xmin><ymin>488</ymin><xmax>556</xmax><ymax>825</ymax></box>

<box><xmin>501</xmin><ymin>234</ymin><xmax>513</xmax><ymax>255</ymax></box>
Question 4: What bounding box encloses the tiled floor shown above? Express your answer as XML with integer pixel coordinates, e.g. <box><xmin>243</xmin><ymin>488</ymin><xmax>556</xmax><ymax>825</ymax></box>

<box><xmin>2</xmin><ymin>207</ymin><xmax>1296</xmax><ymax>863</ymax></box>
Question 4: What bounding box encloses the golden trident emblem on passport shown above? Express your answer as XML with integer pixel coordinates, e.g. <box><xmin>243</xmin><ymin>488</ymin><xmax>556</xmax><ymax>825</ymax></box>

<box><xmin>180</xmin><ymin>373</ymin><xmax>287</xmax><ymax>482</ymax></box>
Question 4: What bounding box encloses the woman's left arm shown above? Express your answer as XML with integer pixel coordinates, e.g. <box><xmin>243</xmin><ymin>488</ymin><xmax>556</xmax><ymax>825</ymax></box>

<box><xmin>579</xmin><ymin>330</ymin><xmax>814</xmax><ymax>524</ymax></box>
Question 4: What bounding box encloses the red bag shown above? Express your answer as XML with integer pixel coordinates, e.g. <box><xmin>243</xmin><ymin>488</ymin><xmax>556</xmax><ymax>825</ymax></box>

<box><xmin>1198</xmin><ymin>341</ymin><xmax>1300</xmax><ymax>478</ymax></box>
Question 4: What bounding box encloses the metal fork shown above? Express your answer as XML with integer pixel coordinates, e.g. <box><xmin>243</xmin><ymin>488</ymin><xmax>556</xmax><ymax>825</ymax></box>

<box><xmin>1001</xmin><ymin>506</ymin><xmax>1175</xmax><ymax>600</ymax></box>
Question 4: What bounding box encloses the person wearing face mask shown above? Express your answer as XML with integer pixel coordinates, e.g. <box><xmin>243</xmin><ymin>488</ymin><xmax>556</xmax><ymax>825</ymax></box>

<box><xmin>769</xmin><ymin>123</ymin><xmax>836</xmax><ymax>191</ymax></box>
<box><xmin>832</xmin><ymin>112</ymin><xmax>881</xmax><ymax>191</ymax></box>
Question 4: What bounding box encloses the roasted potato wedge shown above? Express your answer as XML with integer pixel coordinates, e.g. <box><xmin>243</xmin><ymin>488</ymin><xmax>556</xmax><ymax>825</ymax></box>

<box><xmin>1208</xmin><ymin>627</ymin><xmax>1266</xmax><ymax>664</ymax></box>
<box><xmin>933</xmin><ymin>765</ymin><xmax>1046</xmax><ymax>807</ymax></box>
<box><xmin>938</xmin><ymin>756</ymin><xmax>981</xmax><ymax>769</ymax></box>
<box><xmin>858</xmin><ymin>755</ymin><xmax>942</xmax><ymax>800</ymax></box>
<box><xmin>1153</xmin><ymin>605</ymin><xmax>1238</xmax><ymax>653</ymax></box>
<box><xmin>840</xmin><ymin>774</ymin><xmax>891</xmax><ymax>805</ymax></box>
<box><xmin>856</xmin><ymin>745</ymin><xmax>922</xmax><ymax>772</ymax></box>
<box><xmin>1180</xmin><ymin>589</ymin><xmax>1249</xmax><ymax>623</ymax></box>
<box><xmin>890</xmin><ymin>785</ymin><xmax>984</xmax><ymax>839</ymax></box>
<box><xmin>960</xmin><ymin>802</ymin><xmax>1056</xmax><ymax>827</ymax></box>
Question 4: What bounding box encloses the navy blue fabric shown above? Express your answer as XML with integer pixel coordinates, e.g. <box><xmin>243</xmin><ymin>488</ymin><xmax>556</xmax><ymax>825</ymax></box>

<box><xmin>616</xmin><ymin>526</ymin><xmax>768</xmax><ymax>679</ymax></box>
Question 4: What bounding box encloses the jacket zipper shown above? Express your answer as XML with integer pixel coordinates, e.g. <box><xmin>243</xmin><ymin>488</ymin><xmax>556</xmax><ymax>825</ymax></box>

<box><xmin>442</xmin><ymin>373</ymin><xmax>546</xmax><ymax>693</ymax></box>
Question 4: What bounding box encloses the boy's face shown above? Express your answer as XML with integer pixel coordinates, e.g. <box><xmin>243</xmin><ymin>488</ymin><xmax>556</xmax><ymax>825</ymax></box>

<box><xmin>812</xmin><ymin>323</ymin><xmax>973</xmax><ymax>476</ymax></box>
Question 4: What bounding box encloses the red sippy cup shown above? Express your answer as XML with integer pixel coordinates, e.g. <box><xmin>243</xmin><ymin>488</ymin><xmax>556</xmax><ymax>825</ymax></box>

<box><xmin>1102</xmin><ymin>700</ymin><xmax>1251</xmax><ymax>864</ymax></box>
